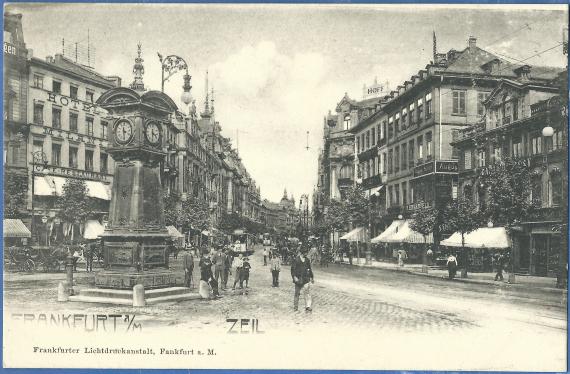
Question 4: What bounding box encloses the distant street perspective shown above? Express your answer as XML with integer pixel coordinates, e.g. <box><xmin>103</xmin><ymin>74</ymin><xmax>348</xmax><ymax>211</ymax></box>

<box><xmin>2</xmin><ymin>4</ymin><xmax>569</xmax><ymax>371</ymax></box>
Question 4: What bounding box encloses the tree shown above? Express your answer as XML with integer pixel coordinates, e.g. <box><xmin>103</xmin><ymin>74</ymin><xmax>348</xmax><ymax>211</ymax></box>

<box><xmin>410</xmin><ymin>206</ymin><xmax>439</xmax><ymax>267</ymax></box>
<box><xmin>478</xmin><ymin>157</ymin><xmax>533</xmax><ymax>226</ymax></box>
<box><xmin>4</xmin><ymin>173</ymin><xmax>28</xmax><ymax>218</ymax></box>
<box><xmin>344</xmin><ymin>185</ymin><xmax>369</xmax><ymax>227</ymax></box>
<box><xmin>443</xmin><ymin>197</ymin><xmax>484</xmax><ymax>277</ymax></box>
<box><xmin>57</xmin><ymin>179</ymin><xmax>93</xmax><ymax>242</ymax></box>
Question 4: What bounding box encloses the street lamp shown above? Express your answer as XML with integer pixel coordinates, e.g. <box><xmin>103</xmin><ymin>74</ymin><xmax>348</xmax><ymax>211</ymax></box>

<box><xmin>30</xmin><ymin>151</ymin><xmax>49</xmax><ymax>245</ymax></box>
<box><xmin>158</xmin><ymin>53</ymin><xmax>193</xmax><ymax>105</ymax></box>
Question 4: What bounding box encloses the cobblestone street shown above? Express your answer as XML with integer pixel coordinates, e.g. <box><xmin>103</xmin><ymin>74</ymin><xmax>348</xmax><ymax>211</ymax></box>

<box><xmin>4</xmin><ymin>245</ymin><xmax>567</xmax><ymax>370</ymax></box>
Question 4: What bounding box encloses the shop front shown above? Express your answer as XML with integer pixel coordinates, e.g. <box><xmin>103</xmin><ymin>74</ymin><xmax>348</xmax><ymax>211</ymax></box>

<box><xmin>512</xmin><ymin>222</ymin><xmax>564</xmax><ymax>277</ymax></box>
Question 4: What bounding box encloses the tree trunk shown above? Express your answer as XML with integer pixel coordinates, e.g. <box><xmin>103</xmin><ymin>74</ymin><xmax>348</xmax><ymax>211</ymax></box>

<box><xmin>422</xmin><ymin>236</ymin><xmax>428</xmax><ymax>273</ymax></box>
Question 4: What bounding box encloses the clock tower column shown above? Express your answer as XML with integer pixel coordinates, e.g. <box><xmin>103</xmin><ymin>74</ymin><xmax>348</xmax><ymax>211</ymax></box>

<box><xmin>94</xmin><ymin>87</ymin><xmax>179</xmax><ymax>289</ymax></box>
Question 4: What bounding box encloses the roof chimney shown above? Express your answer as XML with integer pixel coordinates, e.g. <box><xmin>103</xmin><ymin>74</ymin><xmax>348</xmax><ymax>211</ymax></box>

<box><xmin>468</xmin><ymin>36</ymin><xmax>477</xmax><ymax>50</ymax></box>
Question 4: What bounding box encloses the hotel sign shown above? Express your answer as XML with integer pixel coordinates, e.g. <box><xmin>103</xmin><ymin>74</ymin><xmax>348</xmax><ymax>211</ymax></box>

<box><xmin>406</xmin><ymin>201</ymin><xmax>433</xmax><ymax>212</ymax></box>
<box><xmin>46</xmin><ymin>91</ymin><xmax>102</xmax><ymax>115</ymax></box>
<box><xmin>42</xmin><ymin>126</ymin><xmax>104</xmax><ymax>145</ymax></box>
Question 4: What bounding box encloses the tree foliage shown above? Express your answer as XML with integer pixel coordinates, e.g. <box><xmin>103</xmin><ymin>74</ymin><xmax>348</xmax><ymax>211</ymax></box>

<box><xmin>4</xmin><ymin>173</ymin><xmax>28</xmax><ymax>218</ymax></box>
<box><xmin>57</xmin><ymin>179</ymin><xmax>93</xmax><ymax>225</ymax></box>
<box><xmin>344</xmin><ymin>185</ymin><xmax>369</xmax><ymax>227</ymax></box>
<box><xmin>478</xmin><ymin>157</ymin><xmax>533</xmax><ymax>226</ymax></box>
<box><xmin>163</xmin><ymin>193</ymin><xmax>210</xmax><ymax>232</ymax></box>
<box><xmin>410</xmin><ymin>206</ymin><xmax>439</xmax><ymax>239</ymax></box>
<box><xmin>444</xmin><ymin>197</ymin><xmax>484</xmax><ymax>240</ymax></box>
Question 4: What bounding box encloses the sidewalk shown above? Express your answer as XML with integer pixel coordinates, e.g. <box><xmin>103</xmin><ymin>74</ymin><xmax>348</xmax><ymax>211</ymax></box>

<box><xmin>339</xmin><ymin>256</ymin><xmax>567</xmax><ymax>295</ymax></box>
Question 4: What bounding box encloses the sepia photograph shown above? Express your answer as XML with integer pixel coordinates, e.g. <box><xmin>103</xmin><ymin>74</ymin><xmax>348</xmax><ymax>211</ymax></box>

<box><xmin>2</xmin><ymin>3</ymin><xmax>569</xmax><ymax>371</ymax></box>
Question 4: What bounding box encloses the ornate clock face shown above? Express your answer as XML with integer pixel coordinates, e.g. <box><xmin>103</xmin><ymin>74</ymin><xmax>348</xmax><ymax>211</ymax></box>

<box><xmin>145</xmin><ymin>122</ymin><xmax>161</xmax><ymax>145</ymax></box>
<box><xmin>115</xmin><ymin>120</ymin><xmax>133</xmax><ymax>144</ymax></box>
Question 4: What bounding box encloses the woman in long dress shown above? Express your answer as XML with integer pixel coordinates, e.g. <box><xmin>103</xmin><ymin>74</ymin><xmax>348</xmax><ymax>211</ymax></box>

<box><xmin>446</xmin><ymin>253</ymin><xmax>458</xmax><ymax>280</ymax></box>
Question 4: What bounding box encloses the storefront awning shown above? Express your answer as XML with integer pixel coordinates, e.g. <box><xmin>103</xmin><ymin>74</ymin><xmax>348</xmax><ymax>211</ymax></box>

<box><xmin>34</xmin><ymin>176</ymin><xmax>111</xmax><ymax>200</ymax></box>
<box><xmin>385</xmin><ymin>220</ymin><xmax>433</xmax><ymax>244</ymax></box>
<box><xmin>340</xmin><ymin>227</ymin><xmax>367</xmax><ymax>242</ymax></box>
<box><xmin>3</xmin><ymin>219</ymin><xmax>31</xmax><ymax>238</ymax></box>
<box><xmin>371</xmin><ymin>220</ymin><xmax>404</xmax><ymax>243</ymax></box>
<box><xmin>440</xmin><ymin>227</ymin><xmax>510</xmax><ymax>249</ymax></box>
<box><xmin>167</xmin><ymin>225</ymin><xmax>184</xmax><ymax>238</ymax></box>
<box><xmin>365</xmin><ymin>185</ymin><xmax>384</xmax><ymax>197</ymax></box>
<box><xmin>83</xmin><ymin>220</ymin><xmax>105</xmax><ymax>239</ymax></box>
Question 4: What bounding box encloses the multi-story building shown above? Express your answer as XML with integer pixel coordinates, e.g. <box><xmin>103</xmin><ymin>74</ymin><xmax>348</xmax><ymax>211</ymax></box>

<box><xmin>26</xmin><ymin>53</ymin><xmax>120</xmax><ymax>244</ymax></box>
<box><xmin>4</xmin><ymin>12</ymin><xmax>32</xmax><ymax>242</ymax></box>
<box><xmin>453</xmin><ymin>67</ymin><xmax>566</xmax><ymax>277</ymax></box>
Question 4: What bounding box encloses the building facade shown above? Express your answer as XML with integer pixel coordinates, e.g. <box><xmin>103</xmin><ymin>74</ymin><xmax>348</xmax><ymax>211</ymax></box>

<box><xmin>453</xmin><ymin>67</ymin><xmax>566</xmax><ymax>277</ymax></box>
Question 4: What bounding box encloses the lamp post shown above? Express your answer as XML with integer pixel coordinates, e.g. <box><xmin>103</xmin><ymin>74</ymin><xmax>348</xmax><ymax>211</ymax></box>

<box><xmin>30</xmin><ymin>151</ymin><xmax>49</xmax><ymax>245</ymax></box>
<box><xmin>158</xmin><ymin>53</ymin><xmax>193</xmax><ymax>106</ymax></box>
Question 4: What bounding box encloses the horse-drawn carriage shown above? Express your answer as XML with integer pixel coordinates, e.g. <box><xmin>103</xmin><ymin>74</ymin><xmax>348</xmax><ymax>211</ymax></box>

<box><xmin>4</xmin><ymin>246</ymin><xmax>69</xmax><ymax>272</ymax></box>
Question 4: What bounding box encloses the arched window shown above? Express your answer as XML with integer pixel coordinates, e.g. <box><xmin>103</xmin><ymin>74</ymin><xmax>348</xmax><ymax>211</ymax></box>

<box><xmin>343</xmin><ymin>115</ymin><xmax>351</xmax><ymax>130</ymax></box>
<box><xmin>339</xmin><ymin>165</ymin><xmax>353</xmax><ymax>180</ymax></box>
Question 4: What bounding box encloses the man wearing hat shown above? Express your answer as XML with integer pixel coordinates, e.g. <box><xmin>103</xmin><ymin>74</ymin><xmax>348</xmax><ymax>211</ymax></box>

<box><xmin>212</xmin><ymin>246</ymin><xmax>228</xmax><ymax>290</ymax></box>
<box><xmin>291</xmin><ymin>246</ymin><xmax>315</xmax><ymax>312</ymax></box>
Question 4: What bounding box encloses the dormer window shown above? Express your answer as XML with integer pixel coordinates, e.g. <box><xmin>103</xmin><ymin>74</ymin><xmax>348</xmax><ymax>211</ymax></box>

<box><xmin>343</xmin><ymin>114</ymin><xmax>350</xmax><ymax>130</ymax></box>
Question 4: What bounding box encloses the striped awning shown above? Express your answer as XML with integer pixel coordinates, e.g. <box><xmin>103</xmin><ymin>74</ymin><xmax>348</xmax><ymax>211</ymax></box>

<box><xmin>340</xmin><ymin>227</ymin><xmax>367</xmax><ymax>242</ymax></box>
<box><xmin>34</xmin><ymin>176</ymin><xmax>111</xmax><ymax>200</ymax></box>
<box><xmin>3</xmin><ymin>219</ymin><xmax>31</xmax><ymax>238</ymax></box>
<box><xmin>371</xmin><ymin>220</ymin><xmax>404</xmax><ymax>243</ymax></box>
<box><xmin>387</xmin><ymin>220</ymin><xmax>434</xmax><ymax>244</ymax></box>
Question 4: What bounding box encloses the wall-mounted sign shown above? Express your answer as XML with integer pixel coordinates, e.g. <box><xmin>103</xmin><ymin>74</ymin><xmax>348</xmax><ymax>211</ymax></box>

<box><xmin>33</xmin><ymin>164</ymin><xmax>111</xmax><ymax>181</ymax></box>
<box><xmin>414</xmin><ymin>160</ymin><xmax>459</xmax><ymax>178</ymax></box>
<box><xmin>46</xmin><ymin>91</ymin><xmax>102</xmax><ymax>115</ymax></box>
<box><xmin>435</xmin><ymin>160</ymin><xmax>458</xmax><ymax>173</ymax></box>
<box><xmin>41</xmin><ymin>126</ymin><xmax>101</xmax><ymax>145</ymax></box>
<box><xmin>4</xmin><ymin>42</ymin><xmax>17</xmax><ymax>55</ymax></box>
<box><xmin>406</xmin><ymin>201</ymin><xmax>433</xmax><ymax>212</ymax></box>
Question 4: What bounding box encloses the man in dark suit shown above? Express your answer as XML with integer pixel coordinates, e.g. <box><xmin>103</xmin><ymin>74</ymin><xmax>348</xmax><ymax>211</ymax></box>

<box><xmin>212</xmin><ymin>247</ymin><xmax>228</xmax><ymax>290</ymax></box>
<box><xmin>182</xmin><ymin>248</ymin><xmax>194</xmax><ymax>288</ymax></box>
<box><xmin>291</xmin><ymin>247</ymin><xmax>315</xmax><ymax>312</ymax></box>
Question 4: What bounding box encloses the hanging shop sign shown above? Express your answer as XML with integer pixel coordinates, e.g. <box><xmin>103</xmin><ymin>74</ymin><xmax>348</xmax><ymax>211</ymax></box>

<box><xmin>406</xmin><ymin>200</ymin><xmax>433</xmax><ymax>212</ymax></box>
<box><xmin>414</xmin><ymin>160</ymin><xmax>458</xmax><ymax>178</ymax></box>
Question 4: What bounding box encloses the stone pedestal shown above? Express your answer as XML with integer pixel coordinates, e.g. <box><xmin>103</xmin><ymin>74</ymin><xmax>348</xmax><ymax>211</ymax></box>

<box><xmin>95</xmin><ymin>269</ymin><xmax>176</xmax><ymax>289</ymax></box>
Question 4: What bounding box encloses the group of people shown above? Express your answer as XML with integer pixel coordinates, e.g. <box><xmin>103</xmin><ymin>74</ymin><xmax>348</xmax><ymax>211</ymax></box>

<box><xmin>446</xmin><ymin>252</ymin><xmax>509</xmax><ymax>281</ymax></box>
<box><xmin>181</xmin><ymin>246</ymin><xmax>253</xmax><ymax>299</ymax></box>
<box><xmin>180</xmin><ymin>243</ymin><xmax>315</xmax><ymax>312</ymax></box>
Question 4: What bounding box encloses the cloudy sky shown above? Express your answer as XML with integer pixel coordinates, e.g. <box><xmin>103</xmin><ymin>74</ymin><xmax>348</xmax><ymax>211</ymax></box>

<box><xmin>9</xmin><ymin>4</ymin><xmax>568</xmax><ymax>203</ymax></box>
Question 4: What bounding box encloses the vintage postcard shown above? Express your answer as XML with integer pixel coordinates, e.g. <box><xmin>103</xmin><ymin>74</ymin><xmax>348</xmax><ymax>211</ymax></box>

<box><xmin>3</xmin><ymin>3</ymin><xmax>568</xmax><ymax>371</ymax></box>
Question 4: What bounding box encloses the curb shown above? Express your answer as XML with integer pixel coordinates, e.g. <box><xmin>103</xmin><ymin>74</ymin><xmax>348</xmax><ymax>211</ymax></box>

<box><xmin>336</xmin><ymin>261</ymin><xmax>568</xmax><ymax>295</ymax></box>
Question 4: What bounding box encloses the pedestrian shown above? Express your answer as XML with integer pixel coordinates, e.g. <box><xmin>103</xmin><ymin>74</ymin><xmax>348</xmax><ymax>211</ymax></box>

<box><xmin>494</xmin><ymin>253</ymin><xmax>505</xmax><ymax>281</ymax></box>
<box><xmin>199</xmin><ymin>254</ymin><xmax>220</xmax><ymax>298</ymax></box>
<box><xmin>223</xmin><ymin>248</ymin><xmax>232</xmax><ymax>289</ymax></box>
<box><xmin>232</xmin><ymin>253</ymin><xmax>244</xmax><ymax>290</ymax></box>
<box><xmin>242</xmin><ymin>256</ymin><xmax>252</xmax><ymax>289</ymax></box>
<box><xmin>426</xmin><ymin>248</ymin><xmax>434</xmax><ymax>266</ymax></box>
<box><xmin>270</xmin><ymin>253</ymin><xmax>281</xmax><ymax>287</ymax></box>
<box><xmin>182</xmin><ymin>247</ymin><xmax>194</xmax><ymax>288</ymax></box>
<box><xmin>85</xmin><ymin>242</ymin><xmax>94</xmax><ymax>272</ymax></box>
<box><xmin>72</xmin><ymin>247</ymin><xmax>81</xmax><ymax>271</ymax></box>
<box><xmin>212</xmin><ymin>246</ymin><xmax>227</xmax><ymax>289</ymax></box>
<box><xmin>397</xmin><ymin>249</ymin><xmax>406</xmax><ymax>267</ymax></box>
<box><xmin>263</xmin><ymin>247</ymin><xmax>268</xmax><ymax>266</ymax></box>
<box><xmin>291</xmin><ymin>247</ymin><xmax>315</xmax><ymax>312</ymax></box>
<box><xmin>447</xmin><ymin>253</ymin><xmax>458</xmax><ymax>280</ymax></box>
